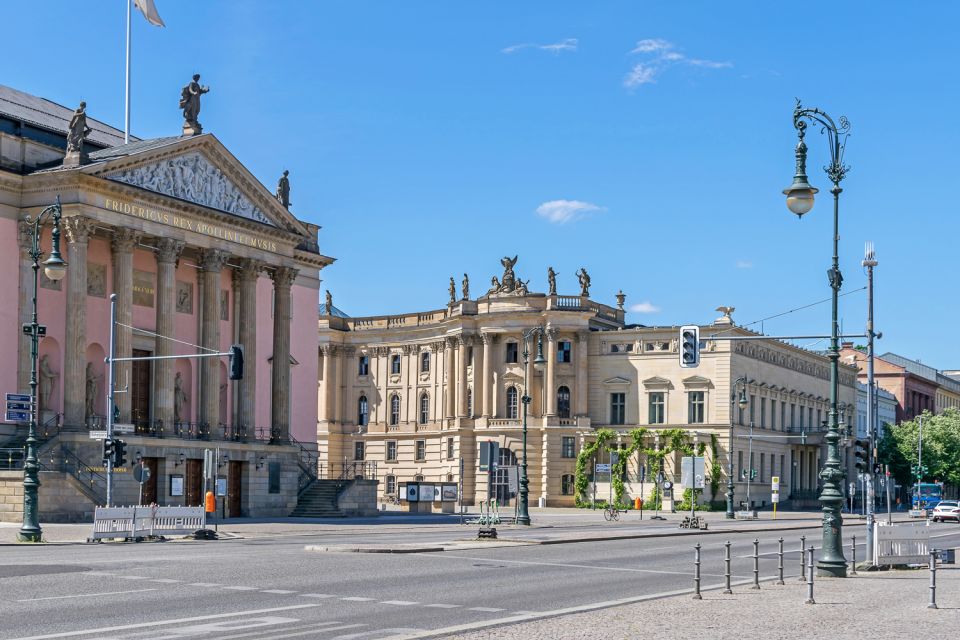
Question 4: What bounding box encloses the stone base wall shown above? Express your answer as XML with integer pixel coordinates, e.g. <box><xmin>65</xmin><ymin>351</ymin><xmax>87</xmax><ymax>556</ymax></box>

<box><xmin>337</xmin><ymin>478</ymin><xmax>379</xmax><ymax>517</ymax></box>
<box><xmin>0</xmin><ymin>470</ymin><xmax>97</xmax><ymax>523</ymax></box>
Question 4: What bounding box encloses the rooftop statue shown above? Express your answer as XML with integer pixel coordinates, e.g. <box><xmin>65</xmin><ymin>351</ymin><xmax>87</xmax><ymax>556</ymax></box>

<box><xmin>276</xmin><ymin>170</ymin><xmax>291</xmax><ymax>209</ymax></box>
<box><xmin>576</xmin><ymin>268</ymin><xmax>591</xmax><ymax>297</ymax></box>
<box><xmin>179</xmin><ymin>74</ymin><xmax>210</xmax><ymax>135</ymax></box>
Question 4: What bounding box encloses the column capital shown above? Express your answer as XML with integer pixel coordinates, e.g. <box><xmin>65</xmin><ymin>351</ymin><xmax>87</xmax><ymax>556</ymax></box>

<box><xmin>270</xmin><ymin>265</ymin><xmax>298</xmax><ymax>289</ymax></box>
<box><xmin>321</xmin><ymin>344</ymin><xmax>339</xmax><ymax>357</ymax></box>
<box><xmin>155</xmin><ymin>237</ymin><xmax>185</xmax><ymax>264</ymax></box>
<box><xmin>199</xmin><ymin>248</ymin><xmax>229</xmax><ymax>272</ymax></box>
<box><xmin>577</xmin><ymin>331</ymin><xmax>589</xmax><ymax>344</ymax></box>
<box><xmin>481</xmin><ymin>332</ymin><xmax>500</xmax><ymax>345</ymax></box>
<box><xmin>111</xmin><ymin>228</ymin><xmax>142</xmax><ymax>253</ymax></box>
<box><xmin>545</xmin><ymin>327</ymin><xmax>559</xmax><ymax>342</ymax></box>
<box><xmin>62</xmin><ymin>216</ymin><xmax>95</xmax><ymax>245</ymax></box>
<box><xmin>17</xmin><ymin>220</ymin><xmax>33</xmax><ymax>251</ymax></box>
<box><xmin>236</xmin><ymin>258</ymin><xmax>266</xmax><ymax>282</ymax></box>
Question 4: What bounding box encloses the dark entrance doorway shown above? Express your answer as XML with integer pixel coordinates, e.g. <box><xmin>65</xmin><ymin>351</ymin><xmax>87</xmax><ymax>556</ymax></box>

<box><xmin>227</xmin><ymin>461</ymin><xmax>243</xmax><ymax>517</ymax></box>
<box><xmin>492</xmin><ymin>448</ymin><xmax>518</xmax><ymax>505</ymax></box>
<box><xmin>131</xmin><ymin>349</ymin><xmax>152</xmax><ymax>431</ymax></box>
<box><xmin>185</xmin><ymin>459</ymin><xmax>203</xmax><ymax>506</ymax></box>
<box><xmin>140</xmin><ymin>457</ymin><xmax>160</xmax><ymax>505</ymax></box>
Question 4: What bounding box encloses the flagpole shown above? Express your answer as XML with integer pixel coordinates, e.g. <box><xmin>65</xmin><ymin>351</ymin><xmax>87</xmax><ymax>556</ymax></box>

<box><xmin>124</xmin><ymin>0</ymin><xmax>131</xmax><ymax>144</ymax></box>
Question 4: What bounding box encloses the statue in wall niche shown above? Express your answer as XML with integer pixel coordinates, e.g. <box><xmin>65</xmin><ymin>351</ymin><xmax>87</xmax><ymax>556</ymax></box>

<box><xmin>448</xmin><ymin>277</ymin><xmax>456</xmax><ymax>304</ymax></box>
<box><xmin>179</xmin><ymin>73</ymin><xmax>210</xmax><ymax>133</ymax></box>
<box><xmin>276</xmin><ymin>170</ymin><xmax>291</xmax><ymax>209</ymax></box>
<box><xmin>174</xmin><ymin>372</ymin><xmax>189</xmax><ymax>423</ymax></box>
<box><xmin>85</xmin><ymin>363</ymin><xmax>101</xmax><ymax>420</ymax></box>
<box><xmin>576</xmin><ymin>268</ymin><xmax>591</xmax><ymax>297</ymax></box>
<box><xmin>461</xmin><ymin>273</ymin><xmax>469</xmax><ymax>300</ymax></box>
<box><xmin>38</xmin><ymin>355</ymin><xmax>58</xmax><ymax>412</ymax></box>
<box><xmin>66</xmin><ymin>101</ymin><xmax>91</xmax><ymax>154</ymax></box>
<box><xmin>547</xmin><ymin>266</ymin><xmax>557</xmax><ymax>295</ymax></box>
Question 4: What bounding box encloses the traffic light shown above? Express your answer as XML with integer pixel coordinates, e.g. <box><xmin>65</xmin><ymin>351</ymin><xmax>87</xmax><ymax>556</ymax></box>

<box><xmin>113</xmin><ymin>439</ymin><xmax>127</xmax><ymax>467</ymax></box>
<box><xmin>679</xmin><ymin>325</ymin><xmax>700</xmax><ymax>368</ymax></box>
<box><xmin>873</xmin><ymin>463</ymin><xmax>882</xmax><ymax>475</ymax></box>
<box><xmin>853</xmin><ymin>440</ymin><xmax>867</xmax><ymax>473</ymax></box>
<box><xmin>751</xmin><ymin>468</ymin><xmax>757</xmax><ymax>480</ymax></box>
<box><xmin>102</xmin><ymin>439</ymin><xmax>114</xmax><ymax>463</ymax></box>
<box><xmin>229</xmin><ymin>344</ymin><xmax>244</xmax><ymax>380</ymax></box>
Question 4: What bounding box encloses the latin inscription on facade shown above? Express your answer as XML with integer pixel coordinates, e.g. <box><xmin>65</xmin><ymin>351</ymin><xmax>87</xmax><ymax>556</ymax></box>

<box><xmin>102</xmin><ymin>197</ymin><xmax>280</xmax><ymax>254</ymax></box>
<box><xmin>133</xmin><ymin>270</ymin><xmax>155</xmax><ymax>307</ymax></box>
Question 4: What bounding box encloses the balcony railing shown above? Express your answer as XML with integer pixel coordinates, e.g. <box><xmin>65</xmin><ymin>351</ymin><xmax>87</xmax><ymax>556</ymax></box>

<box><xmin>131</xmin><ymin>420</ymin><xmax>282</xmax><ymax>444</ymax></box>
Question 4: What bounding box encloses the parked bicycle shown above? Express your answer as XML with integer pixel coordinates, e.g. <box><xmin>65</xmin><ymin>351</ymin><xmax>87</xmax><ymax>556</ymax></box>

<box><xmin>603</xmin><ymin>504</ymin><xmax>623</xmax><ymax>521</ymax></box>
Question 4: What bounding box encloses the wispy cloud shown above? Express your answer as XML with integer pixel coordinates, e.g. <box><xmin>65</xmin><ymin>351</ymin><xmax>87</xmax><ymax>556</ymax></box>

<box><xmin>535</xmin><ymin>199</ymin><xmax>604</xmax><ymax>224</ymax></box>
<box><xmin>623</xmin><ymin>38</ymin><xmax>731</xmax><ymax>89</ymax></box>
<box><xmin>502</xmin><ymin>38</ymin><xmax>578</xmax><ymax>55</ymax></box>
<box><xmin>736</xmin><ymin>260</ymin><xmax>753</xmax><ymax>269</ymax></box>
<box><xmin>630</xmin><ymin>301</ymin><xmax>661</xmax><ymax>314</ymax></box>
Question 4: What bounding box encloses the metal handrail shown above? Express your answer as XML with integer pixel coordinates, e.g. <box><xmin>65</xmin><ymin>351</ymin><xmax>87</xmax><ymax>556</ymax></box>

<box><xmin>56</xmin><ymin>444</ymin><xmax>107</xmax><ymax>504</ymax></box>
<box><xmin>0</xmin><ymin>447</ymin><xmax>25</xmax><ymax>470</ymax></box>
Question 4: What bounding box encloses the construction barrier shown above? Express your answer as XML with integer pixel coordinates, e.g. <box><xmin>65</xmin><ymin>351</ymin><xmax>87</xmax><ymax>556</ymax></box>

<box><xmin>89</xmin><ymin>505</ymin><xmax>206</xmax><ymax>541</ymax></box>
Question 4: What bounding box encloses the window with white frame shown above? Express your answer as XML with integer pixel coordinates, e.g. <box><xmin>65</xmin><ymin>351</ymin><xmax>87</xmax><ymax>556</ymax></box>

<box><xmin>357</xmin><ymin>395</ymin><xmax>368</xmax><ymax>426</ymax></box>
<box><xmin>391</xmin><ymin>354</ymin><xmax>401</xmax><ymax>375</ymax></box>
<box><xmin>386</xmin><ymin>440</ymin><xmax>397</xmax><ymax>462</ymax></box>
<box><xmin>390</xmin><ymin>394</ymin><xmax>400</xmax><ymax>426</ymax></box>
<box><xmin>561</xmin><ymin>474</ymin><xmax>575</xmax><ymax>495</ymax></box>
<box><xmin>688</xmin><ymin>391</ymin><xmax>705</xmax><ymax>424</ymax></box>
<box><xmin>561</xmin><ymin>436</ymin><xmax>576</xmax><ymax>458</ymax></box>
<box><xmin>385</xmin><ymin>475</ymin><xmax>396</xmax><ymax>495</ymax></box>
<box><xmin>415</xmin><ymin>439</ymin><xmax>426</xmax><ymax>461</ymax></box>
<box><xmin>419</xmin><ymin>392</ymin><xmax>429</xmax><ymax>424</ymax></box>
<box><xmin>648</xmin><ymin>392</ymin><xmax>664</xmax><ymax>424</ymax></box>
<box><xmin>506</xmin><ymin>386</ymin><xmax>519</xmax><ymax>419</ymax></box>
<box><xmin>354</xmin><ymin>441</ymin><xmax>365</xmax><ymax>461</ymax></box>
<box><xmin>420</xmin><ymin>351</ymin><xmax>430</xmax><ymax>373</ymax></box>
<box><xmin>358</xmin><ymin>355</ymin><xmax>369</xmax><ymax>376</ymax></box>
<box><xmin>610</xmin><ymin>393</ymin><xmax>626</xmax><ymax>425</ymax></box>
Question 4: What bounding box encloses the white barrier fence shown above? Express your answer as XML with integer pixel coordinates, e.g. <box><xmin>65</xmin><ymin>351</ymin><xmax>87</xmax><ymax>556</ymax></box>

<box><xmin>874</xmin><ymin>522</ymin><xmax>929</xmax><ymax>565</ymax></box>
<box><xmin>89</xmin><ymin>505</ymin><xmax>206</xmax><ymax>541</ymax></box>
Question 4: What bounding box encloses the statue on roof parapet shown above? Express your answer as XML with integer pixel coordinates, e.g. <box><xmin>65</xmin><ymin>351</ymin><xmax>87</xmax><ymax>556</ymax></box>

<box><xmin>64</xmin><ymin>101</ymin><xmax>91</xmax><ymax>166</ymax></box>
<box><xmin>576</xmin><ymin>267</ymin><xmax>591</xmax><ymax>297</ymax></box>
<box><xmin>448</xmin><ymin>277</ymin><xmax>456</xmax><ymax>304</ymax></box>
<box><xmin>276</xmin><ymin>170</ymin><xmax>291</xmax><ymax>210</ymax></box>
<box><xmin>179</xmin><ymin>73</ymin><xmax>210</xmax><ymax>135</ymax></box>
<box><xmin>547</xmin><ymin>266</ymin><xmax>557</xmax><ymax>295</ymax></box>
<box><xmin>461</xmin><ymin>273</ymin><xmax>469</xmax><ymax>300</ymax></box>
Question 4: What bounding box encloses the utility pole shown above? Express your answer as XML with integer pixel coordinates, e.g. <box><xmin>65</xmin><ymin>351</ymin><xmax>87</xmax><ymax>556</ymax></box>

<box><xmin>863</xmin><ymin>242</ymin><xmax>878</xmax><ymax>562</ymax></box>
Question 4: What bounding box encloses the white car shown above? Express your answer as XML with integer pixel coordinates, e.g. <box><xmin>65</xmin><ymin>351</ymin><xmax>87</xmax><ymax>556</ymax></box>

<box><xmin>930</xmin><ymin>500</ymin><xmax>960</xmax><ymax>522</ymax></box>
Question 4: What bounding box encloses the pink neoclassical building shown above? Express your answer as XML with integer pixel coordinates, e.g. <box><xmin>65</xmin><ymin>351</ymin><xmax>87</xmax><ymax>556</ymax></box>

<box><xmin>0</xmin><ymin>84</ymin><xmax>332</xmax><ymax>521</ymax></box>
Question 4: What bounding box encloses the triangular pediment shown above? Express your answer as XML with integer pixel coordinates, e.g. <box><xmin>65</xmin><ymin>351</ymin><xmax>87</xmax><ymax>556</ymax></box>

<box><xmin>681</xmin><ymin>375</ymin><xmax>713</xmax><ymax>388</ymax></box>
<box><xmin>86</xmin><ymin>134</ymin><xmax>308</xmax><ymax>235</ymax></box>
<box><xmin>603</xmin><ymin>376</ymin><xmax>632</xmax><ymax>385</ymax></box>
<box><xmin>642</xmin><ymin>376</ymin><xmax>673</xmax><ymax>388</ymax></box>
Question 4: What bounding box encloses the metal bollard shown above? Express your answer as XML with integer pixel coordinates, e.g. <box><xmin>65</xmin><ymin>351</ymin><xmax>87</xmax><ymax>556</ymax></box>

<box><xmin>799</xmin><ymin>535</ymin><xmax>807</xmax><ymax>582</ymax></box>
<box><xmin>723</xmin><ymin>540</ymin><xmax>732</xmax><ymax>594</ymax></box>
<box><xmin>850</xmin><ymin>536</ymin><xmax>857</xmax><ymax>575</ymax></box>
<box><xmin>692</xmin><ymin>543</ymin><xmax>702</xmax><ymax>600</ymax></box>
<box><xmin>928</xmin><ymin>550</ymin><xmax>938</xmax><ymax>610</ymax></box>
<box><xmin>805</xmin><ymin>547</ymin><xmax>815</xmax><ymax>605</ymax></box>
<box><xmin>752</xmin><ymin>538</ymin><xmax>760</xmax><ymax>589</ymax></box>
<box><xmin>777</xmin><ymin>537</ymin><xmax>785</xmax><ymax>585</ymax></box>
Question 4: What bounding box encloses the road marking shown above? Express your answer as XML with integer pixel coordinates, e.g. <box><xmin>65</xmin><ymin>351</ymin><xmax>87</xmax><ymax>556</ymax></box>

<box><xmin>149</xmin><ymin>615</ymin><xmax>301</xmax><ymax>640</ymax></box>
<box><xmin>15</xmin><ymin>589</ymin><xmax>157</xmax><ymax>602</ymax></box>
<box><xmin>190</xmin><ymin>582</ymin><xmax>222</xmax><ymax>587</ymax></box>
<box><xmin>299</xmin><ymin>593</ymin><xmax>338</xmax><ymax>599</ymax></box>
<box><xmin>468</xmin><ymin>607</ymin><xmax>504</xmax><ymax>612</ymax></box>
<box><xmin>209</xmin><ymin>621</ymin><xmax>351</xmax><ymax>640</ymax></box>
<box><xmin>6</xmin><ymin>604</ymin><xmax>320</xmax><ymax>640</ymax></box>
<box><xmin>381</xmin><ymin>600</ymin><xmax>419</xmax><ymax>606</ymax></box>
<box><xmin>261</xmin><ymin>589</ymin><xmax>297</xmax><ymax>594</ymax></box>
<box><xmin>149</xmin><ymin>578</ymin><xmax>182</xmax><ymax>584</ymax></box>
<box><xmin>224</xmin><ymin>586</ymin><xmax>260</xmax><ymax>591</ymax></box>
<box><xmin>423</xmin><ymin>604</ymin><xmax>461</xmax><ymax>609</ymax></box>
<box><xmin>332</xmin><ymin>630</ymin><xmax>424</xmax><ymax>640</ymax></box>
<box><xmin>340</xmin><ymin>596</ymin><xmax>375</xmax><ymax>602</ymax></box>
<box><xmin>428</xmin><ymin>553</ymin><xmax>716</xmax><ymax>577</ymax></box>
<box><xmin>82</xmin><ymin>571</ymin><xmax>115</xmax><ymax>577</ymax></box>
<box><xmin>265</xmin><ymin>624</ymin><xmax>366</xmax><ymax>640</ymax></box>
<box><xmin>116</xmin><ymin>575</ymin><xmax>150</xmax><ymax>580</ymax></box>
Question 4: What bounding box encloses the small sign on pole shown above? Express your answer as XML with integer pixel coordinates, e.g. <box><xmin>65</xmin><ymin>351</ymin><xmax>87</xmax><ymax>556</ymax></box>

<box><xmin>88</xmin><ymin>430</ymin><xmax>109</xmax><ymax>440</ymax></box>
<box><xmin>4</xmin><ymin>393</ymin><xmax>32</xmax><ymax>423</ymax></box>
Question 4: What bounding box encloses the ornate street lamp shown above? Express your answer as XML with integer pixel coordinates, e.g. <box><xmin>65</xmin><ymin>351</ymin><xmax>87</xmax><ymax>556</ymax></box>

<box><xmin>784</xmin><ymin>99</ymin><xmax>851</xmax><ymax>577</ymax></box>
<box><xmin>19</xmin><ymin>197</ymin><xmax>67</xmax><ymax>543</ymax></box>
<box><xmin>518</xmin><ymin>325</ymin><xmax>546</xmax><ymax>525</ymax></box>
<box><xmin>726</xmin><ymin>377</ymin><xmax>749</xmax><ymax>518</ymax></box>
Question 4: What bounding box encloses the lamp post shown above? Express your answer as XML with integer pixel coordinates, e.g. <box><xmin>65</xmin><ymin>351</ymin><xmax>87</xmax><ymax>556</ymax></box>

<box><xmin>727</xmin><ymin>377</ymin><xmax>748</xmax><ymax>518</ymax></box>
<box><xmin>19</xmin><ymin>197</ymin><xmax>67</xmax><ymax>543</ymax></box>
<box><xmin>518</xmin><ymin>325</ymin><xmax>546</xmax><ymax>526</ymax></box>
<box><xmin>784</xmin><ymin>99</ymin><xmax>850</xmax><ymax>577</ymax></box>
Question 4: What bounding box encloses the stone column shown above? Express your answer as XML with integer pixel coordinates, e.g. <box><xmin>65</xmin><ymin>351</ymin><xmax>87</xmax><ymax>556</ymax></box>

<box><xmin>199</xmin><ymin>249</ymin><xmax>228</xmax><ymax>430</ymax></box>
<box><xmin>17</xmin><ymin>222</ymin><xmax>34</xmax><ymax>394</ymax></box>
<box><xmin>270</xmin><ymin>266</ymin><xmax>298</xmax><ymax>442</ymax></box>
<box><xmin>444</xmin><ymin>338</ymin><xmax>456</xmax><ymax>418</ymax></box>
<box><xmin>235</xmin><ymin>259</ymin><xmax>262</xmax><ymax>433</ymax></box>
<box><xmin>62</xmin><ymin>217</ymin><xmax>95</xmax><ymax>429</ymax></box>
<box><xmin>473</xmin><ymin>337</ymin><xmax>485</xmax><ymax>417</ymax></box>
<box><xmin>153</xmin><ymin>238</ymin><xmax>183</xmax><ymax>429</ymax></box>
<box><xmin>575</xmin><ymin>331</ymin><xmax>589</xmax><ymax>417</ymax></box>
<box><xmin>488</xmin><ymin>334</ymin><xmax>500</xmax><ymax>418</ymax></box>
<box><xmin>457</xmin><ymin>336</ymin><xmax>469</xmax><ymax>417</ymax></box>
<box><xmin>545</xmin><ymin>328</ymin><xmax>558</xmax><ymax>417</ymax></box>
<box><xmin>320</xmin><ymin>345</ymin><xmax>335</xmax><ymax>422</ymax></box>
<box><xmin>111</xmin><ymin>229</ymin><xmax>141</xmax><ymax>423</ymax></box>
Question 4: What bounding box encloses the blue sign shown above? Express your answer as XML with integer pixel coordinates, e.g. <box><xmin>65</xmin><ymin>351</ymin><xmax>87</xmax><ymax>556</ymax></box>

<box><xmin>5</xmin><ymin>410</ymin><xmax>29</xmax><ymax>422</ymax></box>
<box><xmin>5</xmin><ymin>393</ymin><xmax>31</xmax><ymax>403</ymax></box>
<box><xmin>6</xmin><ymin>401</ymin><xmax>30</xmax><ymax>412</ymax></box>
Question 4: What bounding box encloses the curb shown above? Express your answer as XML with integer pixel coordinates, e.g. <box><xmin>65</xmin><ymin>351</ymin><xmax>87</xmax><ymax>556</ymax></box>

<box><xmin>305</xmin><ymin>544</ymin><xmax>446</xmax><ymax>554</ymax></box>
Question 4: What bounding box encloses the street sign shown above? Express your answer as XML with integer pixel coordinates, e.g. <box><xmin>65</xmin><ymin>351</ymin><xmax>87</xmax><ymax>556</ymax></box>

<box><xmin>4</xmin><ymin>393</ymin><xmax>31</xmax><ymax>422</ymax></box>
<box><xmin>594</xmin><ymin>463</ymin><xmax>612</xmax><ymax>473</ymax></box>
<box><xmin>88</xmin><ymin>430</ymin><xmax>108</xmax><ymax>439</ymax></box>
<box><xmin>771</xmin><ymin>491</ymin><xmax>780</xmax><ymax>503</ymax></box>
<box><xmin>771</xmin><ymin>476</ymin><xmax>780</xmax><ymax>491</ymax></box>
<box><xmin>133</xmin><ymin>463</ymin><xmax>151</xmax><ymax>484</ymax></box>
<box><xmin>6</xmin><ymin>393</ymin><xmax>31</xmax><ymax>403</ymax></box>
<box><xmin>680</xmin><ymin>456</ymin><xmax>705</xmax><ymax>490</ymax></box>
<box><xmin>4</xmin><ymin>410</ymin><xmax>29</xmax><ymax>422</ymax></box>
<box><xmin>113</xmin><ymin>423</ymin><xmax>135</xmax><ymax>434</ymax></box>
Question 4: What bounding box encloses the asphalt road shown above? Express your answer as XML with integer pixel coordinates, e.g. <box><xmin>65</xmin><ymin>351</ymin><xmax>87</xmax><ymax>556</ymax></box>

<box><xmin>3</xmin><ymin>522</ymin><xmax>960</xmax><ymax>640</ymax></box>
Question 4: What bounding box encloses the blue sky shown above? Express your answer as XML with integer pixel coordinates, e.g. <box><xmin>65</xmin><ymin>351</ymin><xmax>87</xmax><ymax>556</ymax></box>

<box><xmin>7</xmin><ymin>2</ymin><xmax>958</xmax><ymax>366</ymax></box>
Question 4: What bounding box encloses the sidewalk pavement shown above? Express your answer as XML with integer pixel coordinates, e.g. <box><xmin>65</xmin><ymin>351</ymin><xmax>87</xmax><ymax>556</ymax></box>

<box><xmin>444</xmin><ymin>567</ymin><xmax>960</xmax><ymax>640</ymax></box>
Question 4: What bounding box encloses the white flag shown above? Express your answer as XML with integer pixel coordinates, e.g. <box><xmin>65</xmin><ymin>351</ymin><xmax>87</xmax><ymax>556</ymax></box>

<box><xmin>133</xmin><ymin>0</ymin><xmax>165</xmax><ymax>27</ymax></box>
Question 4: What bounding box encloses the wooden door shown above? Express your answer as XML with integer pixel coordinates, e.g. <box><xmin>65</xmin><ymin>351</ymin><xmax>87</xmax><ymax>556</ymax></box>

<box><xmin>131</xmin><ymin>349</ymin><xmax>152</xmax><ymax>429</ymax></box>
<box><xmin>185</xmin><ymin>459</ymin><xmax>203</xmax><ymax>506</ymax></box>
<box><xmin>141</xmin><ymin>457</ymin><xmax>160</xmax><ymax>505</ymax></box>
<box><xmin>228</xmin><ymin>461</ymin><xmax>243</xmax><ymax>517</ymax></box>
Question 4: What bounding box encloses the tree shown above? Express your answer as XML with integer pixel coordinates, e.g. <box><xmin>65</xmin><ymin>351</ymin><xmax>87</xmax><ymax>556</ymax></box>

<box><xmin>879</xmin><ymin>409</ymin><xmax>960</xmax><ymax>489</ymax></box>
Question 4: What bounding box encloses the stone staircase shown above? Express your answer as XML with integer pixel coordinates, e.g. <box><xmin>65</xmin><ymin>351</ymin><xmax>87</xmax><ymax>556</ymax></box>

<box><xmin>290</xmin><ymin>480</ymin><xmax>346</xmax><ymax>518</ymax></box>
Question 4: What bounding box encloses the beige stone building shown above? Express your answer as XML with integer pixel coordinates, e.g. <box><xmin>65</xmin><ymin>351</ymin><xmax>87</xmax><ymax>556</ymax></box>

<box><xmin>317</xmin><ymin>259</ymin><xmax>858</xmax><ymax>509</ymax></box>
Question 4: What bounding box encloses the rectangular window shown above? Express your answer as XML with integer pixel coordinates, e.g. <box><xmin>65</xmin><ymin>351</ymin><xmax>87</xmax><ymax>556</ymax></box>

<box><xmin>385</xmin><ymin>475</ymin><xmax>396</xmax><ymax>495</ymax></box>
<box><xmin>749</xmin><ymin>395</ymin><xmax>756</xmax><ymax>424</ymax></box>
<box><xmin>391</xmin><ymin>354</ymin><xmax>401</xmax><ymax>374</ymax></box>
<box><xmin>358</xmin><ymin>355</ymin><xmax>369</xmax><ymax>376</ymax></box>
<box><xmin>446</xmin><ymin>437</ymin><xmax>454</xmax><ymax>460</ymax></box>
<box><xmin>415</xmin><ymin>439</ymin><xmax>426</xmax><ymax>461</ymax></box>
<box><xmin>557</xmin><ymin>341</ymin><xmax>572</xmax><ymax>363</ymax></box>
<box><xmin>688</xmin><ymin>391</ymin><xmax>705</xmax><ymax>424</ymax></box>
<box><xmin>760</xmin><ymin>398</ymin><xmax>766</xmax><ymax>429</ymax></box>
<box><xmin>386</xmin><ymin>440</ymin><xmax>397</xmax><ymax>462</ymax></box>
<box><xmin>610</xmin><ymin>393</ymin><xmax>626</xmax><ymax>425</ymax></box>
<box><xmin>780</xmin><ymin>402</ymin><xmax>786</xmax><ymax>432</ymax></box>
<box><xmin>561</xmin><ymin>436</ymin><xmax>576</xmax><ymax>458</ymax></box>
<box><xmin>648</xmin><ymin>392</ymin><xmax>665</xmax><ymax>424</ymax></box>
<box><xmin>808</xmin><ymin>408</ymin><xmax>814</xmax><ymax>430</ymax></box>
<box><xmin>420</xmin><ymin>351</ymin><xmax>430</xmax><ymax>373</ymax></box>
<box><xmin>817</xmin><ymin>409</ymin><xmax>822</xmax><ymax>429</ymax></box>
<box><xmin>770</xmin><ymin>400</ymin><xmax>776</xmax><ymax>430</ymax></box>
<box><xmin>268</xmin><ymin>462</ymin><xmax>280</xmax><ymax>494</ymax></box>
<box><xmin>354</xmin><ymin>441</ymin><xmax>365</xmax><ymax>461</ymax></box>
<box><xmin>561</xmin><ymin>474</ymin><xmax>575</xmax><ymax>495</ymax></box>
<box><xmin>791</xmin><ymin>404</ymin><xmax>796</xmax><ymax>429</ymax></box>
<box><xmin>760</xmin><ymin>452</ymin><xmax>765</xmax><ymax>483</ymax></box>
<box><xmin>506</xmin><ymin>342</ymin><xmax>518</xmax><ymax>363</ymax></box>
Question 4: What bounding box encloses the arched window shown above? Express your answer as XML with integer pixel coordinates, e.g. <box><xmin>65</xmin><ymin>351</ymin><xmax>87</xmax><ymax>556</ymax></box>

<box><xmin>506</xmin><ymin>386</ymin><xmax>518</xmax><ymax>420</ymax></box>
<box><xmin>467</xmin><ymin>388</ymin><xmax>473</xmax><ymax>418</ymax></box>
<box><xmin>390</xmin><ymin>394</ymin><xmax>401</xmax><ymax>426</ymax></box>
<box><xmin>557</xmin><ymin>386</ymin><xmax>571</xmax><ymax>419</ymax></box>
<box><xmin>357</xmin><ymin>395</ymin><xmax>369</xmax><ymax>426</ymax></box>
<box><xmin>419</xmin><ymin>392</ymin><xmax>429</xmax><ymax>424</ymax></box>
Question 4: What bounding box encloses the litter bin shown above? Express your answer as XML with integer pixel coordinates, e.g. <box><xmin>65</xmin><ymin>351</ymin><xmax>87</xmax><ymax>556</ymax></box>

<box><xmin>635</xmin><ymin>497</ymin><xmax>642</xmax><ymax>510</ymax></box>
<box><xmin>538</xmin><ymin>496</ymin><xmax>546</xmax><ymax>508</ymax></box>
